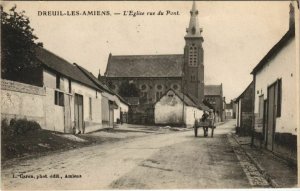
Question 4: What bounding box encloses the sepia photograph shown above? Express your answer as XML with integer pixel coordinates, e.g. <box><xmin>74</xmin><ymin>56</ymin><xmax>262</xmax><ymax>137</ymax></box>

<box><xmin>1</xmin><ymin>0</ymin><xmax>299</xmax><ymax>189</ymax></box>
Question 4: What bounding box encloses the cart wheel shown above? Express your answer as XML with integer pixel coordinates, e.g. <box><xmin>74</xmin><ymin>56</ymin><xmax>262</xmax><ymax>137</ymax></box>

<box><xmin>194</xmin><ymin>127</ymin><xmax>198</xmax><ymax>137</ymax></box>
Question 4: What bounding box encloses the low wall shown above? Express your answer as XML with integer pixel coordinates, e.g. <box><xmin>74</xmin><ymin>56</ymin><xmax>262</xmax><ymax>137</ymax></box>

<box><xmin>1</xmin><ymin>79</ymin><xmax>46</xmax><ymax>128</ymax></box>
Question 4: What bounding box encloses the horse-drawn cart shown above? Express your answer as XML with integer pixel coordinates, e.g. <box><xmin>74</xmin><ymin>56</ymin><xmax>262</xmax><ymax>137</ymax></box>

<box><xmin>193</xmin><ymin>119</ymin><xmax>215</xmax><ymax>137</ymax></box>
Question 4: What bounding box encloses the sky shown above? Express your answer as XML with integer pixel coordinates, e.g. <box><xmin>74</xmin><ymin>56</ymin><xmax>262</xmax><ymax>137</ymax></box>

<box><xmin>2</xmin><ymin>1</ymin><xmax>291</xmax><ymax>101</ymax></box>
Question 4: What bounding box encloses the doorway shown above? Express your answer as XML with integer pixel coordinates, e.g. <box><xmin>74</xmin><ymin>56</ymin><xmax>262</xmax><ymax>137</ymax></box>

<box><xmin>74</xmin><ymin>94</ymin><xmax>84</xmax><ymax>133</ymax></box>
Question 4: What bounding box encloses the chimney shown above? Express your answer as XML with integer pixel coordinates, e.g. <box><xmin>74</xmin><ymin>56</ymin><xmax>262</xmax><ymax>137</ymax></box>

<box><xmin>289</xmin><ymin>2</ymin><xmax>295</xmax><ymax>29</ymax></box>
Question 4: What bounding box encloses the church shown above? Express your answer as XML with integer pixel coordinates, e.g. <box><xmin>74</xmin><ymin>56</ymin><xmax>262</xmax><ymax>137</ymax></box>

<box><xmin>102</xmin><ymin>2</ymin><xmax>224</xmax><ymax>124</ymax></box>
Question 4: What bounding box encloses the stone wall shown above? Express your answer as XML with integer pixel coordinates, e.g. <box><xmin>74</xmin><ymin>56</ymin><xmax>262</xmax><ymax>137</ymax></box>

<box><xmin>1</xmin><ymin>79</ymin><xmax>46</xmax><ymax>127</ymax></box>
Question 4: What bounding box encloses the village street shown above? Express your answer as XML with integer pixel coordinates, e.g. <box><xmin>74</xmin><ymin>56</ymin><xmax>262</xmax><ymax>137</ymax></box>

<box><xmin>1</xmin><ymin>120</ymin><xmax>272</xmax><ymax>190</ymax></box>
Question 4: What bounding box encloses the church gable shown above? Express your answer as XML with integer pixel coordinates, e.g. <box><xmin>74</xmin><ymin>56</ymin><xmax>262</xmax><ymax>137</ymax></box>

<box><xmin>105</xmin><ymin>54</ymin><xmax>184</xmax><ymax>78</ymax></box>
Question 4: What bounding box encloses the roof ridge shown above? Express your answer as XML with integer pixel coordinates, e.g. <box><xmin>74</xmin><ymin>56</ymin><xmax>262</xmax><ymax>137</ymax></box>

<box><xmin>251</xmin><ymin>28</ymin><xmax>295</xmax><ymax>74</ymax></box>
<box><xmin>111</xmin><ymin>54</ymin><xmax>183</xmax><ymax>57</ymax></box>
<box><xmin>36</xmin><ymin>46</ymin><xmax>74</xmax><ymax>67</ymax></box>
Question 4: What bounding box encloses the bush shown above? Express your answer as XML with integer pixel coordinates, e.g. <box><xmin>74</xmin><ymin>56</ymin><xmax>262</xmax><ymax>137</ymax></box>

<box><xmin>1</xmin><ymin>118</ymin><xmax>41</xmax><ymax>136</ymax></box>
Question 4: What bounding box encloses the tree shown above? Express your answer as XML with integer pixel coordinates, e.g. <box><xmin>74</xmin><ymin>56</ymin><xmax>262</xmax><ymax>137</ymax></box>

<box><xmin>118</xmin><ymin>81</ymin><xmax>140</xmax><ymax>97</ymax></box>
<box><xmin>1</xmin><ymin>5</ymin><xmax>43</xmax><ymax>82</ymax></box>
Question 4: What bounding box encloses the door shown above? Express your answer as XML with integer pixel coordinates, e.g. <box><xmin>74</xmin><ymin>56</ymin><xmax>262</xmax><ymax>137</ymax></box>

<box><xmin>74</xmin><ymin>94</ymin><xmax>84</xmax><ymax>133</ymax></box>
<box><xmin>64</xmin><ymin>94</ymin><xmax>72</xmax><ymax>133</ymax></box>
<box><xmin>109</xmin><ymin>108</ymin><xmax>114</xmax><ymax>127</ymax></box>
<box><xmin>266</xmin><ymin>84</ymin><xmax>276</xmax><ymax>150</ymax></box>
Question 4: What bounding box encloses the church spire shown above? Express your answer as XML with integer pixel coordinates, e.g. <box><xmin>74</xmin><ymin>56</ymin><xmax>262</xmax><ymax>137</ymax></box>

<box><xmin>185</xmin><ymin>1</ymin><xmax>203</xmax><ymax>38</ymax></box>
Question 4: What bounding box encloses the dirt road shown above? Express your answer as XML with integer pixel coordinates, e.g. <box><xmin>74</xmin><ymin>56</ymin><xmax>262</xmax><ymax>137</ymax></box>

<box><xmin>1</xmin><ymin>120</ymin><xmax>268</xmax><ymax>189</ymax></box>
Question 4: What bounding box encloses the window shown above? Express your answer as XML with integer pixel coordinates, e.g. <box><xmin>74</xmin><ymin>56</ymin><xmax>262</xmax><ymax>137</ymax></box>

<box><xmin>89</xmin><ymin>97</ymin><xmax>92</xmax><ymax>120</ymax></box>
<box><xmin>189</xmin><ymin>45</ymin><xmax>198</xmax><ymax>67</ymax></box>
<box><xmin>157</xmin><ymin>84</ymin><xmax>163</xmax><ymax>90</ymax></box>
<box><xmin>191</xmin><ymin>75</ymin><xmax>196</xmax><ymax>82</ymax></box>
<box><xmin>156</xmin><ymin>91</ymin><xmax>163</xmax><ymax>101</ymax></box>
<box><xmin>54</xmin><ymin>90</ymin><xmax>64</xmax><ymax>106</ymax></box>
<box><xmin>141</xmin><ymin>84</ymin><xmax>147</xmax><ymax>91</ymax></box>
<box><xmin>173</xmin><ymin>84</ymin><xmax>178</xmax><ymax>90</ymax></box>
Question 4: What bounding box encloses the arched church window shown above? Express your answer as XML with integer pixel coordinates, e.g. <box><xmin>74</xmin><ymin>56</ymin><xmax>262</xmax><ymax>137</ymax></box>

<box><xmin>173</xmin><ymin>84</ymin><xmax>178</xmax><ymax>90</ymax></box>
<box><xmin>141</xmin><ymin>84</ymin><xmax>147</xmax><ymax>91</ymax></box>
<box><xmin>157</xmin><ymin>84</ymin><xmax>163</xmax><ymax>90</ymax></box>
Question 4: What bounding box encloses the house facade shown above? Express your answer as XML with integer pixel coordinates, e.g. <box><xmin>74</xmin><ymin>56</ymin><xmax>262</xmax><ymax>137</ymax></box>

<box><xmin>1</xmin><ymin>46</ymin><xmax>127</xmax><ymax>134</ymax></box>
<box><xmin>75</xmin><ymin>63</ymin><xmax>129</xmax><ymax>126</ymax></box>
<box><xmin>225</xmin><ymin>101</ymin><xmax>234</xmax><ymax>119</ymax></box>
<box><xmin>154</xmin><ymin>89</ymin><xmax>208</xmax><ymax>127</ymax></box>
<box><xmin>203</xmin><ymin>84</ymin><xmax>224</xmax><ymax>122</ymax></box>
<box><xmin>251</xmin><ymin>3</ymin><xmax>297</xmax><ymax>161</ymax></box>
<box><xmin>235</xmin><ymin>81</ymin><xmax>254</xmax><ymax>136</ymax></box>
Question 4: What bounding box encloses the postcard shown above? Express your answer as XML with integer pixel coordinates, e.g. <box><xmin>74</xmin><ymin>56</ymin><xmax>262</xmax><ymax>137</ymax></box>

<box><xmin>1</xmin><ymin>0</ymin><xmax>299</xmax><ymax>189</ymax></box>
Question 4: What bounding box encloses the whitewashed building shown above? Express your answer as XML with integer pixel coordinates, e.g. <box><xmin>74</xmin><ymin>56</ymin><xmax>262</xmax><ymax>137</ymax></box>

<box><xmin>154</xmin><ymin>89</ymin><xmax>208</xmax><ymax>127</ymax></box>
<box><xmin>75</xmin><ymin>64</ymin><xmax>129</xmax><ymax>126</ymax></box>
<box><xmin>251</xmin><ymin>3</ymin><xmax>297</xmax><ymax>161</ymax></box>
<box><xmin>1</xmin><ymin>46</ymin><xmax>127</xmax><ymax>134</ymax></box>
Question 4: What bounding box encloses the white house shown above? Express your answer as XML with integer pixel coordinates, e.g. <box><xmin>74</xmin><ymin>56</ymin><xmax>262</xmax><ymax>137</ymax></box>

<box><xmin>154</xmin><ymin>89</ymin><xmax>208</xmax><ymax>127</ymax></box>
<box><xmin>75</xmin><ymin>64</ymin><xmax>129</xmax><ymax>126</ymax></box>
<box><xmin>251</xmin><ymin>3</ymin><xmax>297</xmax><ymax>161</ymax></box>
<box><xmin>37</xmin><ymin>47</ymin><xmax>114</xmax><ymax>133</ymax></box>
<box><xmin>1</xmin><ymin>46</ymin><xmax>123</xmax><ymax>134</ymax></box>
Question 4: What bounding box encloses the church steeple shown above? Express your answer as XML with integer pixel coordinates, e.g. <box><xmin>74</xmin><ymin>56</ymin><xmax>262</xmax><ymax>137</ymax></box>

<box><xmin>185</xmin><ymin>1</ymin><xmax>203</xmax><ymax>38</ymax></box>
<box><xmin>183</xmin><ymin>0</ymin><xmax>204</xmax><ymax>104</ymax></box>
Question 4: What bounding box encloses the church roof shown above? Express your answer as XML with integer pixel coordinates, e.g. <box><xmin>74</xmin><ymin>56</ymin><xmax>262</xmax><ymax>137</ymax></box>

<box><xmin>204</xmin><ymin>84</ymin><xmax>223</xmax><ymax>96</ymax></box>
<box><xmin>105</xmin><ymin>54</ymin><xmax>184</xmax><ymax>78</ymax></box>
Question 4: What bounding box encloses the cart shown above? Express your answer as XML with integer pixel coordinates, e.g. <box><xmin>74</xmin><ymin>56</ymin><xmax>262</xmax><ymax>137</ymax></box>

<box><xmin>193</xmin><ymin>119</ymin><xmax>215</xmax><ymax>137</ymax></box>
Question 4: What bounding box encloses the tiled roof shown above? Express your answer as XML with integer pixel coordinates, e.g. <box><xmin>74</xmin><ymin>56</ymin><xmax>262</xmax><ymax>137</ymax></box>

<box><xmin>235</xmin><ymin>81</ymin><xmax>253</xmax><ymax>101</ymax></box>
<box><xmin>105</xmin><ymin>54</ymin><xmax>184</xmax><ymax>78</ymax></box>
<box><xmin>35</xmin><ymin>46</ymin><xmax>100</xmax><ymax>91</ymax></box>
<box><xmin>159</xmin><ymin>89</ymin><xmax>210</xmax><ymax>111</ymax></box>
<box><xmin>204</xmin><ymin>85</ymin><xmax>222</xmax><ymax>96</ymax></box>
<box><xmin>251</xmin><ymin>28</ymin><xmax>295</xmax><ymax>75</ymax></box>
<box><xmin>74</xmin><ymin>64</ymin><xmax>113</xmax><ymax>94</ymax></box>
<box><xmin>124</xmin><ymin>97</ymin><xmax>140</xmax><ymax>106</ymax></box>
<box><xmin>175</xmin><ymin>90</ymin><xmax>198</xmax><ymax>107</ymax></box>
<box><xmin>75</xmin><ymin>64</ymin><xmax>129</xmax><ymax>106</ymax></box>
<box><xmin>186</xmin><ymin>93</ymin><xmax>210</xmax><ymax>111</ymax></box>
